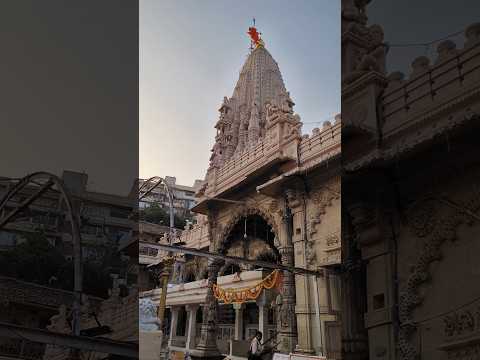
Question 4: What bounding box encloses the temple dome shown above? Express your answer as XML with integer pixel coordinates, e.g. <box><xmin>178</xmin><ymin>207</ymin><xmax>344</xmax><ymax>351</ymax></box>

<box><xmin>232</xmin><ymin>46</ymin><xmax>290</xmax><ymax>112</ymax></box>
<box><xmin>209</xmin><ymin>45</ymin><xmax>295</xmax><ymax>168</ymax></box>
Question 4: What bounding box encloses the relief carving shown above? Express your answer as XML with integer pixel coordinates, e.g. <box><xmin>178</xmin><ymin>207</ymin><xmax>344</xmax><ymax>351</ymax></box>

<box><xmin>444</xmin><ymin>310</ymin><xmax>475</xmax><ymax>337</ymax></box>
<box><xmin>398</xmin><ymin>177</ymin><xmax>480</xmax><ymax>360</ymax></box>
<box><xmin>308</xmin><ymin>180</ymin><xmax>340</xmax><ymax>237</ymax></box>
<box><xmin>407</xmin><ymin>198</ymin><xmax>437</xmax><ymax>238</ymax></box>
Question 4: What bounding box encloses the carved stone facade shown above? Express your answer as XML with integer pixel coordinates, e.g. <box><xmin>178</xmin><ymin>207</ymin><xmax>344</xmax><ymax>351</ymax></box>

<box><xmin>142</xmin><ymin>35</ymin><xmax>341</xmax><ymax>359</ymax></box>
<box><xmin>342</xmin><ymin>1</ymin><xmax>480</xmax><ymax>359</ymax></box>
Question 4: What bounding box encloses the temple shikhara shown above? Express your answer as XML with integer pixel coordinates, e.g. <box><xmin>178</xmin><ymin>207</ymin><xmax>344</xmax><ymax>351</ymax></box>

<box><xmin>140</xmin><ymin>26</ymin><xmax>341</xmax><ymax>360</ymax></box>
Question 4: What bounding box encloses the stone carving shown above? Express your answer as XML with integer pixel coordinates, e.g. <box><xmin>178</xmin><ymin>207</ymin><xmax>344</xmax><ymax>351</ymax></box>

<box><xmin>46</xmin><ymin>304</ymin><xmax>71</xmax><ymax>333</ymax></box>
<box><xmin>326</xmin><ymin>232</ymin><xmax>340</xmax><ymax>247</ymax></box>
<box><xmin>308</xmin><ymin>181</ymin><xmax>340</xmax><ymax>237</ymax></box>
<box><xmin>285</xmin><ymin>188</ymin><xmax>302</xmax><ymax>209</ymax></box>
<box><xmin>342</xmin><ymin>0</ymin><xmax>388</xmax><ymax>84</ymax></box>
<box><xmin>217</xmin><ymin>206</ymin><xmax>279</xmax><ymax>252</ymax></box>
<box><xmin>443</xmin><ymin>310</ymin><xmax>475</xmax><ymax>337</ymax></box>
<box><xmin>207</xmin><ymin>46</ymin><xmax>295</xmax><ymax>171</ymax></box>
<box><xmin>196</xmin><ymin>260</ymin><xmax>222</xmax><ymax>352</ymax></box>
<box><xmin>398</xmin><ymin>179</ymin><xmax>480</xmax><ymax>360</ymax></box>
<box><xmin>305</xmin><ymin>239</ymin><xmax>316</xmax><ymax>266</ymax></box>
<box><xmin>266</xmin><ymin>103</ymin><xmax>281</xmax><ymax>125</ymax></box>
<box><xmin>407</xmin><ymin>198</ymin><xmax>437</xmax><ymax>238</ymax></box>
<box><xmin>248</xmin><ymin>102</ymin><xmax>261</xmax><ymax>145</ymax></box>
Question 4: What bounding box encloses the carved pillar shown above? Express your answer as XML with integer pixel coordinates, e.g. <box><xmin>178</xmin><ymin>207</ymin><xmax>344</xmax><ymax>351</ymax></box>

<box><xmin>277</xmin><ymin>195</ymin><xmax>298</xmax><ymax>353</ymax></box>
<box><xmin>233</xmin><ymin>303</ymin><xmax>244</xmax><ymax>340</ymax></box>
<box><xmin>186</xmin><ymin>304</ymin><xmax>199</xmax><ymax>351</ymax></box>
<box><xmin>193</xmin><ymin>259</ymin><xmax>223</xmax><ymax>360</ymax></box>
<box><xmin>169</xmin><ymin>306</ymin><xmax>180</xmax><ymax>346</ymax></box>
<box><xmin>257</xmin><ymin>292</ymin><xmax>269</xmax><ymax>337</ymax></box>
<box><xmin>341</xmin><ymin>231</ymin><xmax>369</xmax><ymax>360</ymax></box>
<box><xmin>288</xmin><ymin>189</ymin><xmax>316</xmax><ymax>354</ymax></box>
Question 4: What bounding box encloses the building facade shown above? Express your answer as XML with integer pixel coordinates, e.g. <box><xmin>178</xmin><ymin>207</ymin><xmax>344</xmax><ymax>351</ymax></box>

<box><xmin>342</xmin><ymin>1</ymin><xmax>480</xmax><ymax>359</ymax></box>
<box><xmin>139</xmin><ymin>176</ymin><xmax>203</xmax><ymax>218</ymax></box>
<box><xmin>0</xmin><ymin>170</ymin><xmax>138</xmax><ymax>359</ymax></box>
<box><xmin>141</xmin><ymin>32</ymin><xmax>341</xmax><ymax>359</ymax></box>
<box><xmin>0</xmin><ymin>170</ymin><xmax>134</xmax><ymax>261</ymax></box>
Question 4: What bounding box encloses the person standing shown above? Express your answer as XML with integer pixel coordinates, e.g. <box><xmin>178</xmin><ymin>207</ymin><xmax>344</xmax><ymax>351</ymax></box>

<box><xmin>249</xmin><ymin>331</ymin><xmax>264</xmax><ymax>360</ymax></box>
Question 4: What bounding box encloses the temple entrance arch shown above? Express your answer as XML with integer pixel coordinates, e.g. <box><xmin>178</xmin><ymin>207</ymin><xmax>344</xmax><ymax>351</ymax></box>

<box><xmin>206</xmin><ymin>210</ymin><xmax>285</xmax><ymax>350</ymax></box>
<box><xmin>217</xmin><ymin>206</ymin><xmax>280</xmax><ymax>256</ymax></box>
<box><xmin>196</xmin><ymin>205</ymin><xmax>297</xmax><ymax>357</ymax></box>
<box><xmin>220</xmin><ymin>213</ymin><xmax>280</xmax><ymax>269</ymax></box>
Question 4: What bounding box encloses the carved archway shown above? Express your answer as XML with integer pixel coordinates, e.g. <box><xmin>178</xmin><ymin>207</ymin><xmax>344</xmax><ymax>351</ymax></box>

<box><xmin>217</xmin><ymin>206</ymin><xmax>280</xmax><ymax>254</ymax></box>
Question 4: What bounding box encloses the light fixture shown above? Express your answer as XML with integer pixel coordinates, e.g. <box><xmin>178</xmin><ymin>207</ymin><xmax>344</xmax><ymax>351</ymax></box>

<box><xmin>243</xmin><ymin>217</ymin><xmax>247</xmax><ymax>239</ymax></box>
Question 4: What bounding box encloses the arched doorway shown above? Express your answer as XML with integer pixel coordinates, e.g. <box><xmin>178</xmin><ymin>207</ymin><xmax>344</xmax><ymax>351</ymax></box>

<box><xmin>221</xmin><ymin>214</ymin><xmax>280</xmax><ymax>268</ymax></box>
<box><xmin>213</xmin><ymin>212</ymin><xmax>281</xmax><ymax>351</ymax></box>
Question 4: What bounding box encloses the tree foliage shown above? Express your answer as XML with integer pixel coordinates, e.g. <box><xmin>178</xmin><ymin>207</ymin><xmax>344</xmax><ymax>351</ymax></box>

<box><xmin>138</xmin><ymin>203</ymin><xmax>191</xmax><ymax>229</ymax></box>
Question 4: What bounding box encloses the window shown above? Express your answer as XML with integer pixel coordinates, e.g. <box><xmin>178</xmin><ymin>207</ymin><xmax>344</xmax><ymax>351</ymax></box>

<box><xmin>110</xmin><ymin>208</ymin><xmax>130</xmax><ymax>219</ymax></box>
<box><xmin>0</xmin><ymin>231</ymin><xmax>16</xmax><ymax>248</ymax></box>
<box><xmin>373</xmin><ymin>293</ymin><xmax>385</xmax><ymax>310</ymax></box>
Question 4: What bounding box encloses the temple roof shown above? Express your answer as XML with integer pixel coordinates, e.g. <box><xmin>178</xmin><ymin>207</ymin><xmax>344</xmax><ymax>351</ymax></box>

<box><xmin>209</xmin><ymin>44</ymin><xmax>295</xmax><ymax>168</ymax></box>
<box><xmin>232</xmin><ymin>46</ymin><xmax>290</xmax><ymax>112</ymax></box>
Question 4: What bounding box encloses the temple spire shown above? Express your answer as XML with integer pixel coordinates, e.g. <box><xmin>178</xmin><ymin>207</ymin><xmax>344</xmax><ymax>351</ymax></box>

<box><xmin>208</xmin><ymin>26</ymin><xmax>294</xmax><ymax>169</ymax></box>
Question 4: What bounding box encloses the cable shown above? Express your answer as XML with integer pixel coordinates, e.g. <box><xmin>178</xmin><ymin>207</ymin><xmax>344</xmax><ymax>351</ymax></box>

<box><xmin>389</xmin><ymin>29</ymin><xmax>464</xmax><ymax>48</ymax></box>
<box><xmin>402</xmin><ymin>293</ymin><xmax>480</xmax><ymax>326</ymax></box>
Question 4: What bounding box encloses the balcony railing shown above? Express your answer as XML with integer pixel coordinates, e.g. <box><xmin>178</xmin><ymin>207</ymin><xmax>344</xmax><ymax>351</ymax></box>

<box><xmin>0</xmin><ymin>339</ymin><xmax>46</xmax><ymax>360</ymax></box>
<box><xmin>382</xmin><ymin>41</ymin><xmax>480</xmax><ymax>134</ymax></box>
<box><xmin>299</xmin><ymin>121</ymin><xmax>341</xmax><ymax>165</ymax></box>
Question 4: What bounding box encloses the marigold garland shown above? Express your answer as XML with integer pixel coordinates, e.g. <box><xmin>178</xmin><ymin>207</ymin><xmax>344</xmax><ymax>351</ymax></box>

<box><xmin>213</xmin><ymin>270</ymin><xmax>281</xmax><ymax>304</ymax></box>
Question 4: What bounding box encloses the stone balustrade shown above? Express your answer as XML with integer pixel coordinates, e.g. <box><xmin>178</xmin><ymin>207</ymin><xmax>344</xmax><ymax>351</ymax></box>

<box><xmin>200</xmin><ymin>114</ymin><xmax>340</xmax><ymax>203</ymax></box>
<box><xmin>299</xmin><ymin>119</ymin><xmax>341</xmax><ymax>167</ymax></box>
<box><xmin>179</xmin><ymin>223</ymin><xmax>210</xmax><ymax>250</ymax></box>
<box><xmin>382</xmin><ymin>34</ymin><xmax>480</xmax><ymax>137</ymax></box>
<box><xmin>207</xmin><ymin>136</ymin><xmax>284</xmax><ymax>198</ymax></box>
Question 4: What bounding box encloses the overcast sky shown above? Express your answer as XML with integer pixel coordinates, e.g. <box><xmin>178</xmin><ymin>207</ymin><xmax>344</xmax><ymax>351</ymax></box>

<box><xmin>140</xmin><ymin>0</ymin><xmax>341</xmax><ymax>186</ymax></box>
<box><xmin>368</xmin><ymin>0</ymin><xmax>480</xmax><ymax>75</ymax></box>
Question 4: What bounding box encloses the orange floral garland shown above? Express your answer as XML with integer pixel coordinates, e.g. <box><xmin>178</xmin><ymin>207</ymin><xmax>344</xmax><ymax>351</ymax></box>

<box><xmin>213</xmin><ymin>270</ymin><xmax>281</xmax><ymax>304</ymax></box>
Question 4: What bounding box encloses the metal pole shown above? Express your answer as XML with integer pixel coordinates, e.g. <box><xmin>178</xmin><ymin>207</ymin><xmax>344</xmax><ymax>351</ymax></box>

<box><xmin>157</xmin><ymin>258</ymin><xmax>173</xmax><ymax>332</ymax></box>
<box><xmin>153</xmin><ymin>177</ymin><xmax>176</xmax><ymax>356</ymax></box>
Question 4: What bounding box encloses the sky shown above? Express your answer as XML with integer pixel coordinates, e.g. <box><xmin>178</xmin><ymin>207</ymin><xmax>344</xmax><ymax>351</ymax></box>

<box><xmin>368</xmin><ymin>0</ymin><xmax>480</xmax><ymax>76</ymax></box>
<box><xmin>0</xmin><ymin>1</ymin><xmax>138</xmax><ymax>196</ymax></box>
<box><xmin>140</xmin><ymin>0</ymin><xmax>341</xmax><ymax>186</ymax></box>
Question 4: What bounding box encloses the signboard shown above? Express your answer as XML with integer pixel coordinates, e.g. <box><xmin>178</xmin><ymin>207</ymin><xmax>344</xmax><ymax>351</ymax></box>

<box><xmin>290</xmin><ymin>353</ymin><xmax>326</xmax><ymax>360</ymax></box>
<box><xmin>273</xmin><ymin>353</ymin><xmax>326</xmax><ymax>360</ymax></box>
<box><xmin>273</xmin><ymin>353</ymin><xmax>290</xmax><ymax>360</ymax></box>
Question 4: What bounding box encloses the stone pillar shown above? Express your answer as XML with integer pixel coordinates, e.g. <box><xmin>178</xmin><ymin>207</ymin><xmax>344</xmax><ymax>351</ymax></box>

<box><xmin>276</xmin><ymin>197</ymin><xmax>298</xmax><ymax>354</ymax></box>
<box><xmin>186</xmin><ymin>304</ymin><xmax>199</xmax><ymax>351</ymax></box>
<box><xmin>348</xmin><ymin>201</ymin><xmax>393</xmax><ymax>360</ymax></box>
<box><xmin>290</xmin><ymin>190</ymin><xmax>315</xmax><ymax>354</ymax></box>
<box><xmin>233</xmin><ymin>303</ymin><xmax>244</xmax><ymax>340</ymax></box>
<box><xmin>256</xmin><ymin>292</ymin><xmax>268</xmax><ymax>337</ymax></box>
<box><xmin>192</xmin><ymin>259</ymin><xmax>223</xmax><ymax>360</ymax></box>
<box><xmin>169</xmin><ymin>306</ymin><xmax>180</xmax><ymax>345</ymax></box>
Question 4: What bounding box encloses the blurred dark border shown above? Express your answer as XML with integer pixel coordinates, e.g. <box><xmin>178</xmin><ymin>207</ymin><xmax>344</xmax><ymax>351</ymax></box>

<box><xmin>0</xmin><ymin>1</ymin><xmax>139</xmax><ymax>359</ymax></box>
<box><xmin>342</xmin><ymin>1</ymin><xmax>480</xmax><ymax>359</ymax></box>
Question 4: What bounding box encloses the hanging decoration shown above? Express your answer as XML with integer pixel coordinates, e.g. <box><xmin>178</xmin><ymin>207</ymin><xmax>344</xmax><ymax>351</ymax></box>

<box><xmin>213</xmin><ymin>269</ymin><xmax>282</xmax><ymax>304</ymax></box>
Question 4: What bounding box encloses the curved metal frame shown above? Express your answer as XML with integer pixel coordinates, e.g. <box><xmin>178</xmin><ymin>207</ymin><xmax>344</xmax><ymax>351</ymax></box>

<box><xmin>0</xmin><ymin>172</ymin><xmax>83</xmax><ymax>336</ymax></box>
<box><xmin>139</xmin><ymin>176</ymin><xmax>175</xmax><ymax>241</ymax></box>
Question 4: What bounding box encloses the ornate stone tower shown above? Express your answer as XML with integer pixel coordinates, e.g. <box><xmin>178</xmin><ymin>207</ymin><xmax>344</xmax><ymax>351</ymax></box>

<box><xmin>208</xmin><ymin>38</ymin><xmax>296</xmax><ymax>169</ymax></box>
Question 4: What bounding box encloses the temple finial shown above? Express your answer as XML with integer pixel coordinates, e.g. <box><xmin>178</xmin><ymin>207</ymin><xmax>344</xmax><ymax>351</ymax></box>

<box><xmin>247</xmin><ymin>19</ymin><xmax>264</xmax><ymax>49</ymax></box>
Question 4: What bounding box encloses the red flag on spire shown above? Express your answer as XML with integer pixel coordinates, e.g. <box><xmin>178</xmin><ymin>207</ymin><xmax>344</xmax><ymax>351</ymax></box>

<box><xmin>247</xmin><ymin>27</ymin><xmax>261</xmax><ymax>46</ymax></box>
